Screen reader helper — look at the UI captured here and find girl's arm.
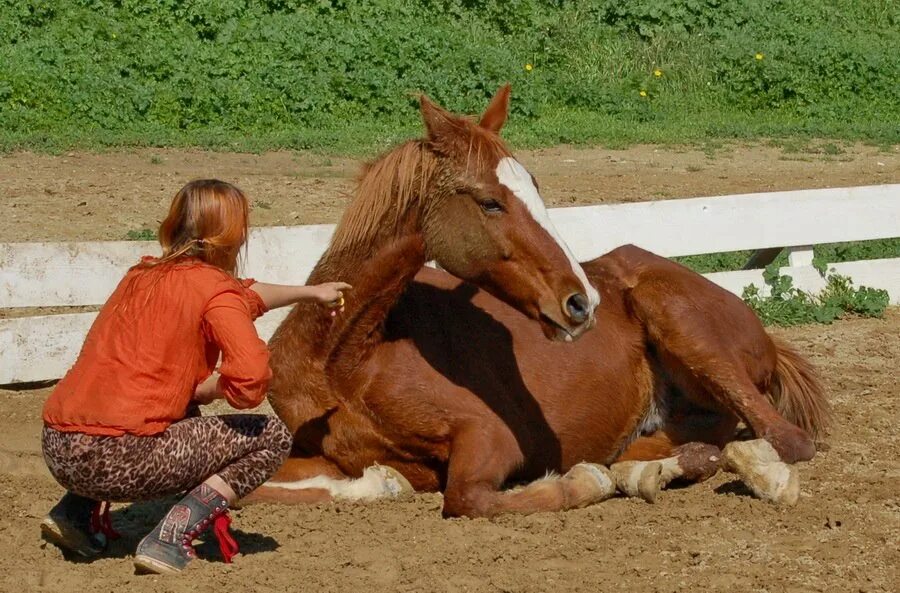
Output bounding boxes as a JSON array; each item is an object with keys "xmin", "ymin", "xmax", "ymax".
[
  {"xmin": 201, "ymin": 292, "xmax": 272, "ymax": 410},
  {"xmin": 193, "ymin": 372, "xmax": 222, "ymax": 405},
  {"xmin": 248, "ymin": 281, "xmax": 351, "ymax": 310}
]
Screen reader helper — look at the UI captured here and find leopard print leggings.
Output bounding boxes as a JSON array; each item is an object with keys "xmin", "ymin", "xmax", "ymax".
[{"xmin": 42, "ymin": 415, "xmax": 292, "ymax": 501}]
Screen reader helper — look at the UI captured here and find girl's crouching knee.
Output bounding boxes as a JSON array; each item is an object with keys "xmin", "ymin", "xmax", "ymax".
[{"xmin": 265, "ymin": 415, "xmax": 293, "ymax": 460}]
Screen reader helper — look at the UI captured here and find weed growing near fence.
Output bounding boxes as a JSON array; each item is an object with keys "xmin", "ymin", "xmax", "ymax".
[
  {"xmin": 1, "ymin": 0, "xmax": 898, "ymax": 152},
  {"xmin": 742, "ymin": 265, "xmax": 889, "ymax": 326},
  {"xmin": 124, "ymin": 228, "xmax": 156, "ymax": 241}
]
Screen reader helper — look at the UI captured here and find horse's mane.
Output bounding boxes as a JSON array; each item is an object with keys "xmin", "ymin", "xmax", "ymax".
[
  {"xmin": 328, "ymin": 120, "xmax": 512, "ymax": 255},
  {"xmin": 329, "ymin": 140, "xmax": 435, "ymax": 254}
]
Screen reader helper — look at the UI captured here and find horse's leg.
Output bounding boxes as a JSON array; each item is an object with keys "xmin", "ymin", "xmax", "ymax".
[
  {"xmin": 239, "ymin": 455, "xmax": 413, "ymax": 505},
  {"xmin": 609, "ymin": 417, "xmax": 728, "ymax": 502},
  {"xmin": 440, "ymin": 424, "xmax": 615, "ymax": 518},
  {"xmin": 612, "ymin": 399, "xmax": 802, "ymax": 506},
  {"xmin": 629, "ymin": 280, "xmax": 816, "ymax": 463},
  {"xmin": 661, "ymin": 349, "xmax": 813, "ymax": 463},
  {"xmin": 270, "ymin": 455, "xmax": 346, "ymax": 482}
]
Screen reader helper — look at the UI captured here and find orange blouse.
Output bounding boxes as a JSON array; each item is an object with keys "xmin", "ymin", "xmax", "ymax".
[{"xmin": 42, "ymin": 257, "xmax": 272, "ymax": 437}]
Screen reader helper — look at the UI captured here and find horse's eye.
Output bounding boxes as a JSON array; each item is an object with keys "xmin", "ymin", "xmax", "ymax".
[{"xmin": 480, "ymin": 199, "xmax": 503, "ymax": 213}]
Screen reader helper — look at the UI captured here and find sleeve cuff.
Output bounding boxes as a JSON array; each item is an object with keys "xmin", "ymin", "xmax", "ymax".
[{"xmin": 239, "ymin": 278, "xmax": 269, "ymax": 320}]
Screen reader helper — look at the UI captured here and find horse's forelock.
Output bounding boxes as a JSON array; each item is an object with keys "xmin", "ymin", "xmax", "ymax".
[{"xmin": 433, "ymin": 118, "xmax": 512, "ymax": 178}]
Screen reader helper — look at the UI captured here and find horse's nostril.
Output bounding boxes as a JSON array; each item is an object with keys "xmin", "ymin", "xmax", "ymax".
[{"xmin": 565, "ymin": 293, "xmax": 590, "ymax": 324}]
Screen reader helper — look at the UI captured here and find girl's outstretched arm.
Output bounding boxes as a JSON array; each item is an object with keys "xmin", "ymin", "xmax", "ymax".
[{"xmin": 247, "ymin": 281, "xmax": 351, "ymax": 310}]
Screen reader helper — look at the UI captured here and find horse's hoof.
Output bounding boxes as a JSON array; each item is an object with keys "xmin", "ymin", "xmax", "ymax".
[
  {"xmin": 370, "ymin": 464, "xmax": 415, "ymax": 498},
  {"xmin": 564, "ymin": 463, "xmax": 616, "ymax": 506},
  {"xmin": 764, "ymin": 425, "xmax": 817, "ymax": 464},
  {"xmin": 610, "ymin": 461, "xmax": 663, "ymax": 503},
  {"xmin": 722, "ymin": 439, "xmax": 800, "ymax": 506}
]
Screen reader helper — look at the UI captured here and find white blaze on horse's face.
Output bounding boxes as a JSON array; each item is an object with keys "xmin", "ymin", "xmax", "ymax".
[{"xmin": 495, "ymin": 157, "xmax": 601, "ymax": 315}]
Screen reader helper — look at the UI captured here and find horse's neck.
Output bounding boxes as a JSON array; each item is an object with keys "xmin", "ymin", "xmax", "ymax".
[
  {"xmin": 316, "ymin": 232, "xmax": 427, "ymax": 373},
  {"xmin": 308, "ymin": 208, "xmax": 423, "ymax": 289},
  {"xmin": 286, "ymin": 217, "xmax": 427, "ymax": 369}
]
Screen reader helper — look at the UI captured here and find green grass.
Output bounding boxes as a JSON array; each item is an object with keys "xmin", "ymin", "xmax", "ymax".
[
  {"xmin": 676, "ymin": 240, "xmax": 898, "ymax": 326},
  {"xmin": 124, "ymin": 228, "xmax": 156, "ymax": 241},
  {"xmin": 1, "ymin": 105, "xmax": 897, "ymax": 156},
  {"xmin": 674, "ymin": 239, "xmax": 900, "ymax": 274},
  {"xmin": 1, "ymin": 0, "xmax": 898, "ymax": 154}
]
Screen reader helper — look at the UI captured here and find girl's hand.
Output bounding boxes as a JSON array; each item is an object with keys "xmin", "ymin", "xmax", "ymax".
[
  {"xmin": 311, "ymin": 282, "xmax": 352, "ymax": 306},
  {"xmin": 310, "ymin": 281, "xmax": 351, "ymax": 318},
  {"xmin": 193, "ymin": 373, "xmax": 222, "ymax": 405},
  {"xmin": 248, "ymin": 281, "xmax": 352, "ymax": 311}
]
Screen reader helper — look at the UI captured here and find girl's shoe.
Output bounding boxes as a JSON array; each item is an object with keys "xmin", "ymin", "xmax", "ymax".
[
  {"xmin": 133, "ymin": 483, "xmax": 238, "ymax": 574},
  {"xmin": 40, "ymin": 493, "xmax": 108, "ymax": 558}
]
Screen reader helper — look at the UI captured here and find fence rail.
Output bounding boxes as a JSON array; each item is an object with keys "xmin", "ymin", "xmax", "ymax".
[{"xmin": 2, "ymin": 184, "xmax": 898, "ymax": 384}]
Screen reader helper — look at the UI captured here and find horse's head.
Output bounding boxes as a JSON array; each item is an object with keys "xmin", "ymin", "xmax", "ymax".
[{"xmin": 420, "ymin": 85, "xmax": 599, "ymax": 341}]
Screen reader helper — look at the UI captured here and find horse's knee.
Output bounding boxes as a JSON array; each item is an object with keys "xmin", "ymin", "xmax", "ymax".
[{"xmin": 441, "ymin": 483, "xmax": 495, "ymax": 518}]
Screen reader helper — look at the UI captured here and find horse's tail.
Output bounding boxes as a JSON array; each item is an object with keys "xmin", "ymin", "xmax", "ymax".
[{"xmin": 767, "ymin": 335, "xmax": 832, "ymax": 441}]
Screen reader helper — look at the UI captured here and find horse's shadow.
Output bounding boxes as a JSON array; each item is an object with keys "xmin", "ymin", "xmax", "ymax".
[
  {"xmin": 51, "ymin": 497, "xmax": 278, "ymax": 564},
  {"xmin": 713, "ymin": 479, "xmax": 755, "ymax": 498},
  {"xmin": 387, "ymin": 281, "xmax": 563, "ymax": 481}
]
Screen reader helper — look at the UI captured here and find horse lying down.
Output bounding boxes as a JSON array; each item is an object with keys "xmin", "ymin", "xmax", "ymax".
[{"xmin": 246, "ymin": 86, "xmax": 829, "ymax": 515}]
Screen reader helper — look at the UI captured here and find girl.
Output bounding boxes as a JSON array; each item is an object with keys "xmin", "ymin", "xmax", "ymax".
[{"xmin": 40, "ymin": 179, "xmax": 349, "ymax": 574}]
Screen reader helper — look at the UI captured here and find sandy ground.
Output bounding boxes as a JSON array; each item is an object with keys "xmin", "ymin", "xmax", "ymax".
[
  {"xmin": 0, "ymin": 143, "xmax": 898, "ymax": 592},
  {"xmin": 1, "ymin": 142, "xmax": 898, "ymax": 243}
]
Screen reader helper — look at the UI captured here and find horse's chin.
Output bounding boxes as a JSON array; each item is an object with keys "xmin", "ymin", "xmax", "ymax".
[
  {"xmin": 537, "ymin": 309, "xmax": 596, "ymax": 342},
  {"xmin": 538, "ymin": 314, "xmax": 577, "ymax": 343}
]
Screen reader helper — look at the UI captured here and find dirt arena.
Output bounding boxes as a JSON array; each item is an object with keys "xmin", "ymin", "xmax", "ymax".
[{"xmin": 1, "ymin": 144, "xmax": 898, "ymax": 592}]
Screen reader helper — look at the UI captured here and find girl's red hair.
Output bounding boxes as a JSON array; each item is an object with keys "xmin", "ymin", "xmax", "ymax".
[{"xmin": 149, "ymin": 179, "xmax": 250, "ymax": 274}]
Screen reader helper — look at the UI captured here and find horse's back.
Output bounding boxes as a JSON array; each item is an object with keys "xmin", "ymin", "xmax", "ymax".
[{"xmin": 588, "ymin": 244, "xmax": 768, "ymax": 338}]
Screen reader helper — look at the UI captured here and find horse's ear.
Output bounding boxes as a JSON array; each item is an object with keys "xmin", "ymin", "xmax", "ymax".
[
  {"xmin": 420, "ymin": 94, "xmax": 458, "ymax": 140},
  {"xmin": 478, "ymin": 84, "xmax": 511, "ymax": 134}
]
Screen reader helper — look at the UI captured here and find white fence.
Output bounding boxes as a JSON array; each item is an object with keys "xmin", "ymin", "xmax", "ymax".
[{"xmin": 2, "ymin": 184, "xmax": 898, "ymax": 384}]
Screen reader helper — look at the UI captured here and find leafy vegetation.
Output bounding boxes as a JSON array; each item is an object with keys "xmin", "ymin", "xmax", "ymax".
[
  {"xmin": 742, "ymin": 265, "xmax": 889, "ymax": 326},
  {"xmin": 124, "ymin": 228, "xmax": 156, "ymax": 241},
  {"xmin": 2, "ymin": 0, "xmax": 898, "ymax": 152},
  {"xmin": 674, "ymin": 239, "xmax": 900, "ymax": 274}
]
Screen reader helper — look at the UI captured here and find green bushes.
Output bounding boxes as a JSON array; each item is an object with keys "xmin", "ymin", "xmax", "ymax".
[{"xmin": 1, "ymin": 0, "xmax": 898, "ymax": 151}]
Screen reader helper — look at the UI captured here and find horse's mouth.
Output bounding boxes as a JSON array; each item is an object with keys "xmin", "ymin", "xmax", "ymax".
[{"xmin": 539, "ymin": 312, "xmax": 576, "ymax": 342}]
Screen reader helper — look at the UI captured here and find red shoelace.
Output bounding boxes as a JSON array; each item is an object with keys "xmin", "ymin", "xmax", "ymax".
[
  {"xmin": 90, "ymin": 501, "xmax": 121, "ymax": 541},
  {"xmin": 212, "ymin": 511, "xmax": 239, "ymax": 564}
]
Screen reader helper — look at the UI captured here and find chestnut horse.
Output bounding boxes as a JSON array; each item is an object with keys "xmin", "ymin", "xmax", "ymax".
[{"xmin": 252, "ymin": 87, "xmax": 830, "ymax": 517}]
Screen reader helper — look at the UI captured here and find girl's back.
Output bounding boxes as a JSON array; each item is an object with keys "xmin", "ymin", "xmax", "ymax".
[{"xmin": 43, "ymin": 258, "xmax": 270, "ymax": 436}]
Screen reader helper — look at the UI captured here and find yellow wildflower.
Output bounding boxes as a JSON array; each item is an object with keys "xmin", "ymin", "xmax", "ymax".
[
  {"xmin": 653, "ymin": 69, "xmax": 663, "ymax": 77},
  {"xmin": 524, "ymin": 63, "xmax": 533, "ymax": 72},
  {"xmin": 639, "ymin": 90, "xmax": 647, "ymax": 97},
  {"xmin": 755, "ymin": 53, "xmax": 764, "ymax": 61}
]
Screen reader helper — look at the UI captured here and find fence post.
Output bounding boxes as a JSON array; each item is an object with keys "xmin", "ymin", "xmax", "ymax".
[
  {"xmin": 786, "ymin": 245, "xmax": 815, "ymax": 268},
  {"xmin": 743, "ymin": 247, "xmax": 783, "ymax": 270}
]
